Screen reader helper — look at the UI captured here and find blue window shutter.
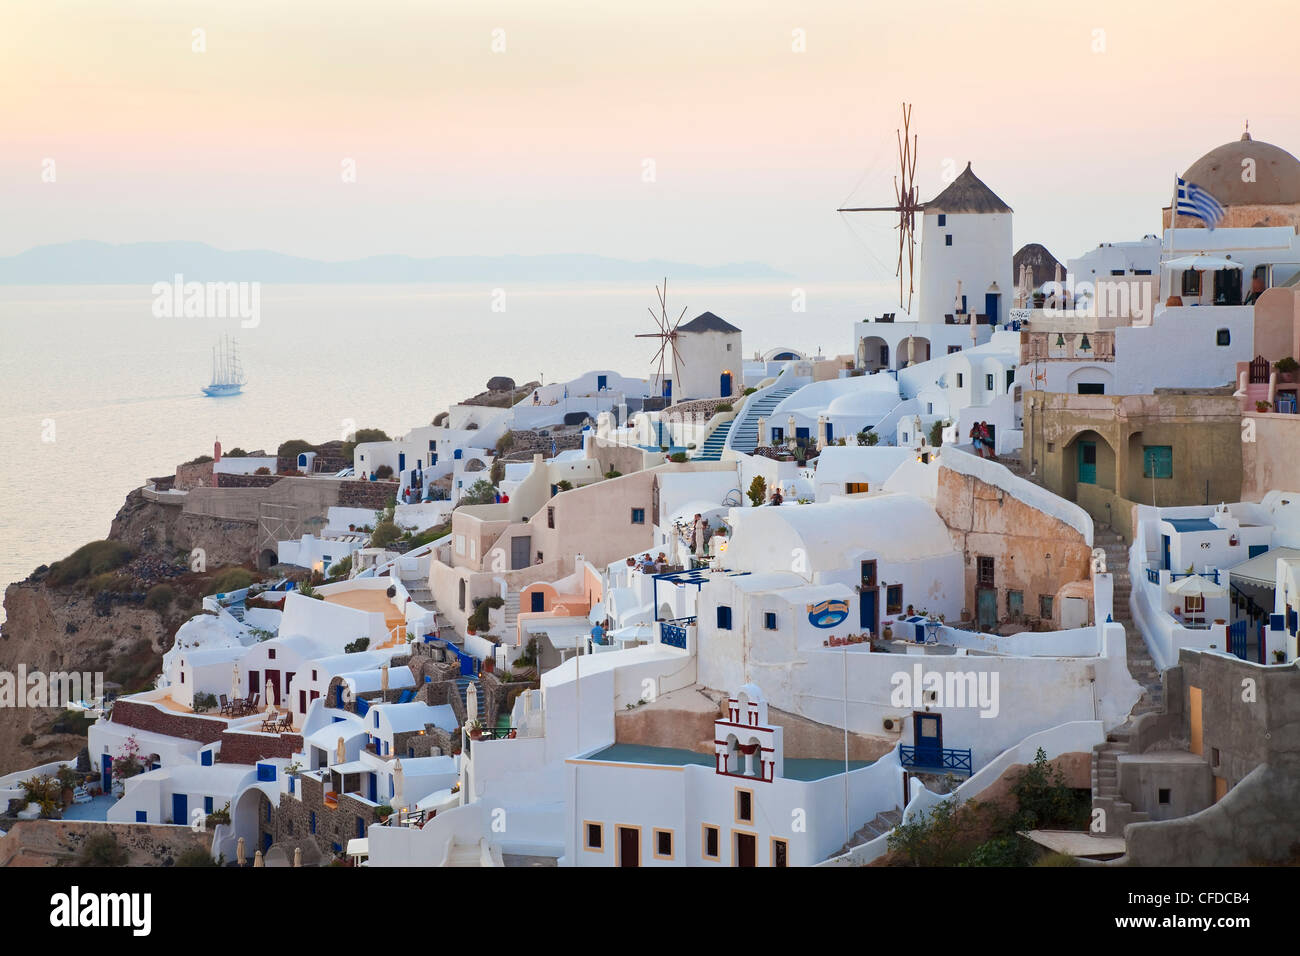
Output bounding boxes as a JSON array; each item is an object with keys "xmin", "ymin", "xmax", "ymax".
[
  {"xmin": 716, "ymin": 606, "xmax": 732, "ymax": 630},
  {"xmin": 136, "ymin": 810, "xmax": 147, "ymax": 823}
]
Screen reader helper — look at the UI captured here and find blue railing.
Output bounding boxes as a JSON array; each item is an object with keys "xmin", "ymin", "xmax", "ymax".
[
  {"xmin": 1146, "ymin": 568, "xmax": 1159, "ymax": 584},
  {"xmin": 899, "ymin": 745, "xmax": 974, "ymax": 776},
  {"xmin": 660, "ymin": 621, "xmax": 690, "ymax": 649},
  {"xmin": 1149, "ymin": 568, "xmax": 1222, "ymax": 585}
]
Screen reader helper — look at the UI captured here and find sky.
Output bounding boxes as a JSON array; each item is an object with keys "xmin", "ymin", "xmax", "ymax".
[{"xmin": 2, "ymin": 0, "xmax": 1298, "ymax": 283}]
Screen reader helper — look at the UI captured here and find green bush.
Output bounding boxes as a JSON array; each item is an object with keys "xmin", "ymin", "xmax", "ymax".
[
  {"xmin": 344, "ymin": 637, "xmax": 371, "ymax": 653},
  {"xmin": 407, "ymin": 523, "xmax": 450, "ymax": 549},
  {"xmin": 468, "ymin": 595, "xmax": 505, "ymax": 633},
  {"xmin": 46, "ymin": 541, "xmax": 132, "ymax": 587},
  {"xmin": 145, "ymin": 584, "xmax": 176, "ymax": 611},
  {"xmin": 277, "ymin": 439, "xmax": 315, "ymax": 460},
  {"xmin": 325, "ymin": 555, "xmax": 353, "ymax": 581},
  {"xmin": 743, "ymin": 387, "xmax": 757, "ymax": 395},
  {"xmin": 85, "ymin": 572, "xmax": 136, "ymax": 595},
  {"xmin": 210, "ymin": 567, "xmax": 257, "ymax": 594},
  {"xmin": 604, "ymin": 469, "xmax": 622, "ymax": 479},
  {"xmin": 667, "ymin": 452, "xmax": 688, "ymax": 463},
  {"xmin": 457, "ymin": 479, "xmax": 498, "ymax": 507},
  {"xmin": 1275, "ymin": 357, "xmax": 1299, "ymax": 373},
  {"xmin": 554, "ymin": 479, "xmax": 573, "ymax": 492},
  {"xmin": 186, "ymin": 454, "xmax": 214, "ymax": 465},
  {"xmin": 374, "ymin": 464, "xmax": 394, "ymax": 480},
  {"xmin": 176, "ymin": 846, "xmax": 218, "ymax": 867},
  {"xmin": 859, "ymin": 430, "xmax": 879, "ymax": 446},
  {"xmin": 928, "ymin": 420, "xmax": 945, "ymax": 448},
  {"xmin": 747, "ymin": 475, "xmax": 767, "ymax": 507},
  {"xmin": 370, "ymin": 520, "xmax": 402, "ymax": 550},
  {"xmin": 193, "ymin": 692, "xmax": 218, "ymax": 713},
  {"xmin": 79, "ymin": 832, "xmax": 129, "ymax": 866},
  {"xmin": 226, "ymin": 447, "xmax": 248, "ymax": 457},
  {"xmin": 715, "ymin": 402, "xmax": 733, "ymax": 413}
]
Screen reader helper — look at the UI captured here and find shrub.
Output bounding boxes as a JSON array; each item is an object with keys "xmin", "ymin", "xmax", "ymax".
[
  {"xmin": 351, "ymin": 427, "xmax": 391, "ymax": 444},
  {"xmin": 604, "ymin": 469, "xmax": 622, "ymax": 479},
  {"xmin": 407, "ymin": 523, "xmax": 450, "ymax": 549},
  {"xmin": 859, "ymin": 430, "xmax": 879, "ymax": 446},
  {"xmin": 186, "ymin": 454, "xmax": 213, "ymax": 465},
  {"xmin": 193, "ymin": 692, "xmax": 218, "ymax": 713},
  {"xmin": 176, "ymin": 847, "xmax": 218, "ymax": 867},
  {"xmin": 210, "ymin": 567, "xmax": 257, "ymax": 594},
  {"xmin": 928, "ymin": 420, "xmax": 945, "ymax": 448},
  {"xmin": 370, "ymin": 520, "xmax": 401, "ymax": 550},
  {"xmin": 743, "ymin": 387, "xmax": 757, "ymax": 395},
  {"xmin": 254, "ymin": 466, "xmax": 271, "ymax": 475},
  {"xmin": 325, "ymin": 555, "xmax": 352, "ymax": 581},
  {"xmin": 374, "ymin": 464, "xmax": 394, "ymax": 480},
  {"xmin": 145, "ymin": 584, "xmax": 176, "ymax": 611},
  {"xmin": 747, "ymin": 475, "xmax": 767, "ymax": 507},
  {"xmin": 715, "ymin": 402, "xmax": 733, "ymax": 413},
  {"xmin": 344, "ymin": 637, "xmax": 371, "ymax": 653},
  {"xmin": 20, "ymin": 733, "xmax": 36, "ymax": 746},
  {"xmin": 467, "ymin": 595, "xmax": 505, "ymax": 633},
  {"xmin": 85, "ymin": 572, "xmax": 136, "ymax": 595},
  {"xmin": 1034, "ymin": 851, "xmax": 1080, "ymax": 867},
  {"xmin": 554, "ymin": 479, "xmax": 573, "ymax": 492},
  {"xmin": 1275, "ymin": 357, "xmax": 1299, "ymax": 373},
  {"xmin": 226, "ymin": 447, "xmax": 248, "ymax": 457},
  {"xmin": 490, "ymin": 458, "xmax": 505, "ymax": 484},
  {"xmin": 79, "ymin": 832, "xmax": 129, "ymax": 866},
  {"xmin": 667, "ymin": 452, "xmax": 688, "ymax": 463},
  {"xmin": 457, "ymin": 479, "xmax": 498, "ymax": 507},
  {"xmin": 205, "ymin": 802, "xmax": 231, "ymax": 828},
  {"xmin": 277, "ymin": 439, "xmax": 315, "ymax": 460},
  {"xmin": 46, "ymin": 541, "xmax": 132, "ymax": 587}
]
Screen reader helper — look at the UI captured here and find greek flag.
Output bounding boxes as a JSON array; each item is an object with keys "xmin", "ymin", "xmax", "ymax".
[{"xmin": 1175, "ymin": 176, "xmax": 1225, "ymax": 230}]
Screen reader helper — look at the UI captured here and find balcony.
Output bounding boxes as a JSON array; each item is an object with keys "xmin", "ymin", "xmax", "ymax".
[{"xmin": 899, "ymin": 745, "xmax": 973, "ymax": 777}]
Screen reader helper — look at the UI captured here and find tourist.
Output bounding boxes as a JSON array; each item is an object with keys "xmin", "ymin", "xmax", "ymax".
[
  {"xmin": 641, "ymin": 552, "xmax": 655, "ymax": 572},
  {"xmin": 533, "ymin": 390, "xmax": 540, "ymax": 406},
  {"xmin": 590, "ymin": 621, "xmax": 605, "ymax": 646},
  {"xmin": 968, "ymin": 422, "xmax": 982, "ymax": 458},
  {"xmin": 770, "ymin": 486, "xmax": 784, "ymax": 506},
  {"xmin": 977, "ymin": 421, "xmax": 992, "ymax": 459},
  {"xmin": 501, "ymin": 493, "xmax": 509, "ymax": 504},
  {"xmin": 1245, "ymin": 274, "xmax": 1266, "ymax": 305},
  {"xmin": 692, "ymin": 513, "xmax": 704, "ymax": 555}
]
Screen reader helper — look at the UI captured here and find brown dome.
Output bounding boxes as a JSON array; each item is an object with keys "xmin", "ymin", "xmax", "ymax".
[{"xmin": 1183, "ymin": 132, "xmax": 1300, "ymax": 207}]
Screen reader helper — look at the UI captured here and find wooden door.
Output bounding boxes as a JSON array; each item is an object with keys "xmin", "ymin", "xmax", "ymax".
[
  {"xmin": 735, "ymin": 832, "xmax": 756, "ymax": 867},
  {"xmin": 617, "ymin": 826, "xmax": 639, "ymax": 867},
  {"xmin": 1189, "ymin": 686, "xmax": 1203, "ymax": 755}
]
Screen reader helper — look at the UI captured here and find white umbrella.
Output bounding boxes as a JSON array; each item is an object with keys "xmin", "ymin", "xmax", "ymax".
[
  {"xmin": 231, "ymin": 663, "xmax": 241, "ymax": 704},
  {"xmin": 336, "ymin": 736, "xmax": 346, "ymax": 764},
  {"xmin": 293, "ymin": 847, "xmax": 302, "ymax": 868},
  {"xmin": 1167, "ymin": 574, "xmax": 1227, "ymax": 597},
  {"xmin": 265, "ymin": 678, "xmax": 274, "ymax": 709},
  {"xmin": 253, "ymin": 850, "xmax": 264, "ymax": 868},
  {"xmin": 1164, "ymin": 255, "xmax": 1245, "ymax": 271}
]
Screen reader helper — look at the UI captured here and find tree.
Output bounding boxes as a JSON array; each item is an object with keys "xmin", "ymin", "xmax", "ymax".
[
  {"xmin": 554, "ymin": 479, "xmax": 573, "ymax": 492},
  {"xmin": 747, "ymin": 475, "xmax": 767, "ymax": 508},
  {"xmin": 458, "ymin": 479, "xmax": 497, "ymax": 507},
  {"xmin": 928, "ymin": 420, "xmax": 945, "ymax": 448},
  {"xmin": 859, "ymin": 429, "xmax": 880, "ymax": 446}
]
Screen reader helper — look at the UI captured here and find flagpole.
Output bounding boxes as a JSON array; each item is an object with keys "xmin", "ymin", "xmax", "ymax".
[{"xmin": 1168, "ymin": 173, "xmax": 1179, "ymax": 300}]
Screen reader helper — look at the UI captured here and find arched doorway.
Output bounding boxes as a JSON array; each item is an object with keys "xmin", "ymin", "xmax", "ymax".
[
  {"xmin": 720, "ymin": 371, "xmax": 733, "ymax": 398},
  {"xmin": 258, "ymin": 549, "xmax": 278, "ymax": 571},
  {"xmin": 1063, "ymin": 430, "xmax": 1116, "ymax": 500},
  {"xmin": 859, "ymin": 336, "xmax": 889, "ymax": 372}
]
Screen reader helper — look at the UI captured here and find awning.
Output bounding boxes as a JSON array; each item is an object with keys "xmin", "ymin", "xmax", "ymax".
[
  {"xmin": 1227, "ymin": 547, "xmax": 1300, "ymax": 587},
  {"xmin": 521, "ymin": 615, "xmax": 592, "ymax": 650},
  {"xmin": 1164, "ymin": 255, "xmax": 1246, "ymax": 271},
  {"xmin": 346, "ymin": 838, "xmax": 369, "ymax": 857}
]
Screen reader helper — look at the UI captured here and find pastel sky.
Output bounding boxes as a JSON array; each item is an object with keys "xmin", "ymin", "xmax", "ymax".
[{"xmin": 2, "ymin": 0, "xmax": 1297, "ymax": 281}]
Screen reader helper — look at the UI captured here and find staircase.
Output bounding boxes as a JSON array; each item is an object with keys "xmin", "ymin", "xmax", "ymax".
[
  {"xmin": 835, "ymin": 807, "xmax": 903, "ymax": 856},
  {"xmin": 693, "ymin": 418, "xmax": 733, "ymax": 461},
  {"xmin": 1090, "ymin": 523, "xmax": 1161, "ymax": 837},
  {"xmin": 725, "ymin": 384, "xmax": 804, "ymax": 455},
  {"xmin": 227, "ymin": 599, "xmax": 246, "ymax": 623},
  {"xmin": 502, "ymin": 592, "xmax": 520, "ymax": 635},
  {"xmin": 441, "ymin": 837, "xmax": 502, "ymax": 867},
  {"xmin": 455, "ymin": 676, "xmax": 487, "ymax": 722}
]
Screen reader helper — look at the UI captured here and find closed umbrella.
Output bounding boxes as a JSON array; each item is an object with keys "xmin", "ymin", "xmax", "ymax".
[
  {"xmin": 236, "ymin": 836, "xmax": 246, "ymax": 867},
  {"xmin": 336, "ymin": 736, "xmax": 346, "ymax": 764},
  {"xmin": 293, "ymin": 847, "xmax": 302, "ymax": 868},
  {"xmin": 253, "ymin": 850, "xmax": 264, "ymax": 868},
  {"xmin": 231, "ymin": 663, "xmax": 241, "ymax": 704}
]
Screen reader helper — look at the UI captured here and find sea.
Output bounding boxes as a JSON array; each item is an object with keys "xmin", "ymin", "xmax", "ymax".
[{"xmin": 0, "ymin": 279, "xmax": 891, "ymax": 620}]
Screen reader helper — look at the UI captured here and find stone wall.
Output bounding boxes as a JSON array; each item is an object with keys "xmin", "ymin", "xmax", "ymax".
[
  {"xmin": 111, "ymin": 701, "xmax": 226, "ymax": 745},
  {"xmin": 175, "ymin": 460, "xmax": 214, "ymax": 491},
  {"xmin": 271, "ymin": 774, "xmax": 383, "ymax": 862},
  {"xmin": 216, "ymin": 472, "xmax": 281, "ymax": 489},
  {"xmin": 217, "ymin": 730, "xmax": 303, "ymax": 764},
  {"xmin": 338, "ymin": 480, "xmax": 399, "ymax": 510},
  {"xmin": 0, "ymin": 819, "xmax": 213, "ymax": 867},
  {"xmin": 936, "ymin": 465, "xmax": 1093, "ymax": 628}
]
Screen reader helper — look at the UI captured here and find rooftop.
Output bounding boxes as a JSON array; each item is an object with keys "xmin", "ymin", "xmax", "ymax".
[{"xmin": 583, "ymin": 743, "xmax": 873, "ymax": 781}]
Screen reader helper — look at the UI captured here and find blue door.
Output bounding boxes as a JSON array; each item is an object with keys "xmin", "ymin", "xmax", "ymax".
[
  {"xmin": 859, "ymin": 589, "xmax": 877, "ymax": 634},
  {"xmin": 597, "ymin": 374, "xmax": 608, "ymax": 390},
  {"xmin": 1162, "ymin": 535, "xmax": 1171, "ymax": 571},
  {"xmin": 796, "ymin": 427, "xmax": 810, "ymax": 441},
  {"xmin": 825, "ymin": 422, "xmax": 833, "ymax": 443},
  {"xmin": 984, "ymin": 292, "xmax": 1000, "ymax": 325},
  {"xmin": 335, "ymin": 685, "xmax": 344, "ymax": 708},
  {"xmin": 102, "ymin": 755, "xmax": 112, "ymax": 792},
  {"xmin": 531, "ymin": 591, "xmax": 545, "ymax": 612},
  {"xmin": 262, "ymin": 832, "xmax": 272, "ymax": 853},
  {"xmin": 720, "ymin": 372, "xmax": 732, "ymax": 397},
  {"xmin": 398, "ymin": 452, "xmax": 406, "ymax": 473},
  {"xmin": 663, "ymin": 378, "xmax": 672, "ymax": 399},
  {"xmin": 172, "ymin": 793, "xmax": 187, "ymax": 827},
  {"xmin": 368, "ymin": 773, "xmax": 377, "ymax": 803},
  {"xmin": 913, "ymin": 712, "xmax": 942, "ymax": 765},
  {"xmin": 1249, "ymin": 544, "xmax": 1268, "ymax": 559},
  {"xmin": 1077, "ymin": 441, "xmax": 1097, "ymax": 485}
]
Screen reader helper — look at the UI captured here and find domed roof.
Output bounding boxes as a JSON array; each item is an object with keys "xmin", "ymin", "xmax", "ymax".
[{"xmin": 1183, "ymin": 132, "xmax": 1300, "ymax": 207}]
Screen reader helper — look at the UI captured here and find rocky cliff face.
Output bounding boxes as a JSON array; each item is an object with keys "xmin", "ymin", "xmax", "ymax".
[{"xmin": 0, "ymin": 485, "xmax": 255, "ymax": 776}]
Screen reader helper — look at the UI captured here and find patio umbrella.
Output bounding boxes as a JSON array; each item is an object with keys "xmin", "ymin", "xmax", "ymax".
[
  {"xmin": 381, "ymin": 664, "xmax": 389, "ymax": 694},
  {"xmin": 236, "ymin": 836, "xmax": 246, "ymax": 867},
  {"xmin": 253, "ymin": 850, "xmax": 264, "ymax": 868},
  {"xmin": 1164, "ymin": 255, "xmax": 1245, "ymax": 272},
  {"xmin": 393, "ymin": 758, "xmax": 404, "ymax": 808},
  {"xmin": 231, "ymin": 663, "xmax": 240, "ymax": 703},
  {"xmin": 293, "ymin": 847, "xmax": 302, "ymax": 868},
  {"xmin": 336, "ymin": 736, "xmax": 346, "ymax": 764},
  {"xmin": 1167, "ymin": 574, "xmax": 1228, "ymax": 597}
]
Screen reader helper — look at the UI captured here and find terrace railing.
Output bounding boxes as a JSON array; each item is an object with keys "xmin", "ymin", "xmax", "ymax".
[
  {"xmin": 659, "ymin": 618, "xmax": 694, "ymax": 649},
  {"xmin": 899, "ymin": 745, "xmax": 974, "ymax": 777}
]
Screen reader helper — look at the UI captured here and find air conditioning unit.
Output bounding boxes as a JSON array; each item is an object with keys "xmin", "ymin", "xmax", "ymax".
[{"xmin": 882, "ymin": 716, "xmax": 904, "ymax": 733}]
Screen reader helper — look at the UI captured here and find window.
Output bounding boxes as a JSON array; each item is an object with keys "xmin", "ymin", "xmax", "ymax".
[
  {"xmin": 926, "ymin": 402, "xmax": 933, "ymax": 414},
  {"xmin": 1077, "ymin": 382, "xmax": 1105, "ymax": 395},
  {"xmin": 703, "ymin": 824, "xmax": 720, "ymax": 860},
  {"xmin": 1040, "ymin": 594, "xmax": 1054, "ymax": 618},
  {"xmin": 770, "ymin": 426, "xmax": 784, "ymax": 443},
  {"xmin": 947, "ymin": 345, "xmax": 961, "ymax": 354},
  {"xmin": 764, "ymin": 612, "xmax": 777, "ymax": 630},
  {"xmin": 977, "ymin": 556, "xmax": 995, "ymax": 587},
  {"xmin": 1143, "ymin": 445, "xmax": 1173, "ymax": 479},
  {"xmin": 547, "ymin": 507, "xmax": 555, "ymax": 529},
  {"xmin": 267, "ymin": 649, "xmax": 276, "ymax": 660},
  {"xmin": 1212, "ymin": 747, "xmax": 1220, "ymax": 768},
  {"xmin": 861, "ymin": 560, "xmax": 877, "ymax": 587},
  {"xmin": 458, "ymin": 579, "xmax": 466, "ymax": 610},
  {"xmin": 1158, "ymin": 788, "xmax": 1171, "ymax": 805},
  {"xmin": 886, "ymin": 585, "xmax": 903, "ymax": 615},
  {"xmin": 204, "ymin": 796, "xmax": 214, "ymax": 815},
  {"xmin": 937, "ymin": 214, "xmax": 946, "ymax": 226},
  {"xmin": 945, "ymin": 234, "xmax": 953, "ymax": 246},
  {"xmin": 257, "ymin": 764, "xmax": 276, "ymax": 782},
  {"xmin": 845, "ymin": 482, "xmax": 870, "ymax": 494},
  {"xmin": 1184, "ymin": 594, "xmax": 1205, "ymax": 613},
  {"xmin": 1216, "ymin": 328, "xmax": 1231, "ymax": 346},
  {"xmin": 584, "ymin": 821, "xmax": 604, "ymax": 851},
  {"xmin": 311, "ymin": 670, "xmax": 317, "ymax": 681},
  {"xmin": 716, "ymin": 606, "xmax": 733, "ymax": 630},
  {"xmin": 771, "ymin": 838, "xmax": 789, "ymax": 867},
  {"xmin": 985, "ymin": 373, "xmax": 995, "ymax": 391},
  {"xmin": 735, "ymin": 788, "xmax": 753, "ymax": 824},
  {"xmin": 653, "ymin": 829, "xmax": 674, "ymax": 860},
  {"xmin": 1181, "ymin": 270, "xmax": 1202, "ymax": 296},
  {"xmin": 310, "ymin": 812, "xmax": 317, "ymax": 834},
  {"xmin": 956, "ymin": 373, "xmax": 964, "ymax": 388},
  {"xmin": 631, "ymin": 508, "xmax": 645, "ymax": 524}
]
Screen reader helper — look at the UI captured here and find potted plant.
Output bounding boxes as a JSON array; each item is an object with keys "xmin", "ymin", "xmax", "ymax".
[
  {"xmin": 465, "ymin": 718, "xmax": 485, "ymax": 740},
  {"xmin": 1257, "ymin": 400, "xmax": 1272, "ymax": 412},
  {"xmin": 1275, "ymin": 650, "xmax": 1287, "ymax": 664}
]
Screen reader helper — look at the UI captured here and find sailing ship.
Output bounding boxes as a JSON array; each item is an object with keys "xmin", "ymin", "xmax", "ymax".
[{"xmin": 203, "ymin": 335, "xmax": 246, "ymax": 397}]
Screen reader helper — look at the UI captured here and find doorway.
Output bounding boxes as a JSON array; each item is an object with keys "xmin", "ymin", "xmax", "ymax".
[
  {"xmin": 859, "ymin": 589, "xmax": 877, "ymax": 636},
  {"xmin": 1077, "ymin": 441, "xmax": 1097, "ymax": 485},
  {"xmin": 734, "ymin": 831, "xmax": 757, "ymax": 867},
  {"xmin": 510, "ymin": 535, "xmax": 531, "ymax": 571},
  {"xmin": 977, "ymin": 588, "xmax": 997, "ymax": 631},
  {"xmin": 720, "ymin": 371, "xmax": 733, "ymax": 397},
  {"xmin": 617, "ymin": 826, "xmax": 640, "ymax": 867},
  {"xmin": 913, "ymin": 711, "xmax": 942, "ymax": 764}
]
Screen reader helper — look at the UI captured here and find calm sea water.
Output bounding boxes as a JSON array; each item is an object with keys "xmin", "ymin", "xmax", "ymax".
[{"xmin": 0, "ymin": 280, "xmax": 888, "ymax": 619}]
